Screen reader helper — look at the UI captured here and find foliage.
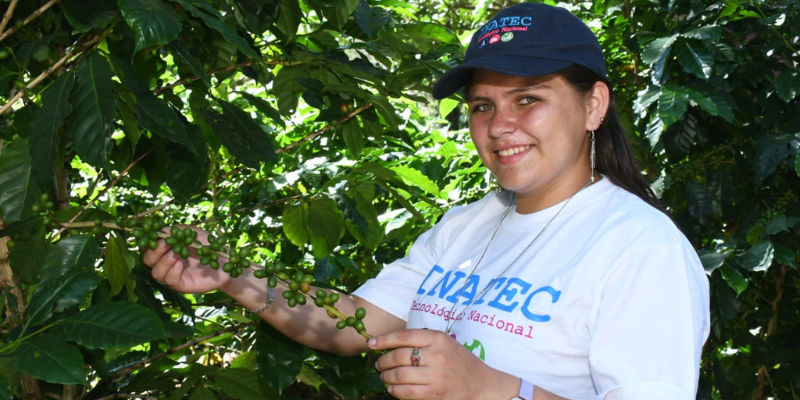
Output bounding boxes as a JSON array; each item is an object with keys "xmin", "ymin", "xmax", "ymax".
[{"xmin": 0, "ymin": 0, "xmax": 797, "ymax": 399}]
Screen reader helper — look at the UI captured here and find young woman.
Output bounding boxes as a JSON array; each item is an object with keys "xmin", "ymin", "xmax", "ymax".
[{"xmin": 145, "ymin": 3, "xmax": 710, "ymax": 400}]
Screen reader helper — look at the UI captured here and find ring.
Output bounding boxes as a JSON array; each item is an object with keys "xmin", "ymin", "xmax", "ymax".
[{"xmin": 410, "ymin": 348, "xmax": 420, "ymax": 367}]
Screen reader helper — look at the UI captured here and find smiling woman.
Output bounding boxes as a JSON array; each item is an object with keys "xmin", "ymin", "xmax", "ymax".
[{"xmin": 144, "ymin": 3, "xmax": 710, "ymax": 400}]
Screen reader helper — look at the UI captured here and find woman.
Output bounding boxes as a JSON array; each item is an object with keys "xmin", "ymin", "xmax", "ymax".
[{"xmin": 145, "ymin": 3, "xmax": 710, "ymax": 399}]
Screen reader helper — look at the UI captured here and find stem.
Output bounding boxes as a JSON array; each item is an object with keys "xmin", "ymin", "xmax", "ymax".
[
  {"xmin": 0, "ymin": 0, "xmax": 59, "ymax": 43},
  {"xmin": 0, "ymin": 321, "xmax": 59, "ymax": 354},
  {"xmin": 276, "ymin": 103, "xmax": 374, "ymax": 155},
  {"xmin": 0, "ymin": 0, "xmax": 19, "ymax": 36},
  {"xmin": 110, "ymin": 321, "xmax": 258, "ymax": 379},
  {"xmin": 0, "ymin": 29, "xmax": 109, "ymax": 115},
  {"xmin": 153, "ymin": 59, "xmax": 311, "ymax": 95},
  {"xmin": 52, "ymin": 148, "xmax": 154, "ymax": 238}
]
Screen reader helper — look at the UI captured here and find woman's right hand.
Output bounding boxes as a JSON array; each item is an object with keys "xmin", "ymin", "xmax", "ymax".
[{"xmin": 142, "ymin": 226, "xmax": 232, "ymax": 294}]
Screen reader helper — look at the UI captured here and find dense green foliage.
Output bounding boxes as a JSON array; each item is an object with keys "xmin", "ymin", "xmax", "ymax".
[{"xmin": 0, "ymin": 0, "xmax": 797, "ymax": 399}]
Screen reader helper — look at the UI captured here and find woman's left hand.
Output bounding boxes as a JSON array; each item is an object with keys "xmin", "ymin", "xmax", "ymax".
[{"xmin": 368, "ymin": 329, "xmax": 519, "ymax": 400}]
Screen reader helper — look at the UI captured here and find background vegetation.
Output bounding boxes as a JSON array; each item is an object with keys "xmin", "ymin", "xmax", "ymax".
[{"xmin": 0, "ymin": 0, "xmax": 797, "ymax": 399}]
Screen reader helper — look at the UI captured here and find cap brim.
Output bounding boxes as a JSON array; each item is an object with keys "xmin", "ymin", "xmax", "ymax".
[{"xmin": 432, "ymin": 56, "xmax": 574, "ymax": 100}]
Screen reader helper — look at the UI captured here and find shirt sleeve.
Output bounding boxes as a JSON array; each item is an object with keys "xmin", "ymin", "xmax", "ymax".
[
  {"xmin": 353, "ymin": 224, "xmax": 441, "ymax": 321},
  {"xmin": 589, "ymin": 242, "xmax": 710, "ymax": 400}
]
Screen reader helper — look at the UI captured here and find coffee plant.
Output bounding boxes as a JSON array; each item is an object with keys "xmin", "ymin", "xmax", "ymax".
[{"xmin": 0, "ymin": 0, "xmax": 798, "ymax": 399}]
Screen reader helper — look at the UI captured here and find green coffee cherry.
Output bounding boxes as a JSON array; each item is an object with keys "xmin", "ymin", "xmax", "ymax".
[
  {"xmin": 336, "ymin": 320, "xmax": 347, "ymax": 329},
  {"xmin": 355, "ymin": 307, "xmax": 366, "ymax": 320}
]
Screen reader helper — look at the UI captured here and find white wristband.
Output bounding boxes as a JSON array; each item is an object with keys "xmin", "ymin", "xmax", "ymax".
[{"xmin": 510, "ymin": 378, "xmax": 534, "ymax": 400}]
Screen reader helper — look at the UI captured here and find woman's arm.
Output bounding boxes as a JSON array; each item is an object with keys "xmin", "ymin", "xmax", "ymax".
[{"xmin": 144, "ymin": 230, "xmax": 406, "ymax": 355}]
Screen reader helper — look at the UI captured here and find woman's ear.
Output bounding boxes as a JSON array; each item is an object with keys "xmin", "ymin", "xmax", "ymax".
[{"xmin": 585, "ymin": 81, "xmax": 610, "ymax": 131}]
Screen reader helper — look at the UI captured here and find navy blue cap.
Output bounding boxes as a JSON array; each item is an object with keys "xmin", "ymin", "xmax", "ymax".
[{"xmin": 432, "ymin": 3, "xmax": 607, "ymax": 99}]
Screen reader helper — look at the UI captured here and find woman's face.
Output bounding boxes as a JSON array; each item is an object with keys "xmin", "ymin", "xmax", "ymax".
[{"xmin": 467, "ymin": 69, "xmax": 605, "ymax": 213}]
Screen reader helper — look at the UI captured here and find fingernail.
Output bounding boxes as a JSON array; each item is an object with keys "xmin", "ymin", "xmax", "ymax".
[{"xmin": 367, "ymin": 337, "xmax": 376, "ymax": 348}]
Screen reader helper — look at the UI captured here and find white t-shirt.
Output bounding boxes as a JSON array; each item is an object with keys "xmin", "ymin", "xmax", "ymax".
[{"xmin": 354, "ymin": 177, "xmax": 710, "ymax": 400}]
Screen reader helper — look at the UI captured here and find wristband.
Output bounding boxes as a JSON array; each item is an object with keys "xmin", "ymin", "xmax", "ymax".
[
  {"xmin": 509, "ymin": 378, "xmax": 534, "ymax": 400},
  {"xmin": 249, "ymin": 286, "xmax": 274, "ymax": 314}
]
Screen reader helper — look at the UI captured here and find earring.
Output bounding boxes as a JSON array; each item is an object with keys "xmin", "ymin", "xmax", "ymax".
[{"xmin": 590, "ymin": 130, "xmax": 596, "ymax": 183}]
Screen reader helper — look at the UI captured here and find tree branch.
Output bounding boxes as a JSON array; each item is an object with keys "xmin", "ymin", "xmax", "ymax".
[
  {"xmin": 276, "ymin": 103, "xmax": 374, "ymax": 155},
  {"xmin": 110, "ymin": 321, "xmax": 258, "ymax": 380},
  {"xmin": 0, "ymin": 0, "xmax": 20, "ymax": 38},
  {"xmin": 52, "ymin": 148, "xmax": 155, "ymax": 238},
  {"xmin": 0, "ymin": 28, "xmax": 107, "ymax": 115},
  {"xmin": 0, "ymin": 0, "xmax": 59, "ymax": 43}
]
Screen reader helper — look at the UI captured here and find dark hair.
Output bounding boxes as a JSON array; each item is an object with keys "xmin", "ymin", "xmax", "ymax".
[{"xmin": 558, "ymin": 65, "xmax": 667, "ymax": 214}]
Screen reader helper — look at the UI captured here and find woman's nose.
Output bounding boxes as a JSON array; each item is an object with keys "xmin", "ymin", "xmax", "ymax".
[{"xmin": 488, "ymin": 107, "xmax": 516, "ymax": 138}]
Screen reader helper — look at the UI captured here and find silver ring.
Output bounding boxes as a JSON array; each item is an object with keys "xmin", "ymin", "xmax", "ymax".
[{"xmin": 410, "ymin": 348, "xmax": 420, "ymax": 367}]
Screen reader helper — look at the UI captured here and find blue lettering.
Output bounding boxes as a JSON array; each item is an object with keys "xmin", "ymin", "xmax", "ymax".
[
  {"xmin": 521, "ymin": 286, "xmax": 561, "ymax": 322},
  {"xmin": 473, "ymin": 277, "xmax": 506, "ymax": 305},
  {"xmin": 520, "ymin": 16, "xmax": 532, "ymax": 26},
  {"xmin": 447, "ymin": 274, "xmax": 480, "ymax": 304},
  {"xmin": 487, "ymin": 278, "xmax": 531, "ymax": 312},
  {"xmin": 416, "ymin": 265, "xmax": 444, "ymax": 295},
  {"xmin": 426, "ymin": 270, "xmax": 466, "ymax": 299},
  {"xmin": 509, "ymin": 16, "xmax": 520, "ymax": 26}
]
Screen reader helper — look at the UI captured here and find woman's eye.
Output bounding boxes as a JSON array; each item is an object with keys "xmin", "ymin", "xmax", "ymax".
[
  {"xmin": 519, "ymin": 96, "xmax": 539, "ymax": 105},
  {"xmin": 471, "ymin": 103, "xmax": 493, "ymax": 113}
]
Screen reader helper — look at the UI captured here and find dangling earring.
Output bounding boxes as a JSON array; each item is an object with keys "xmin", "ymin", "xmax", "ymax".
[{"xmin": 590, "ymin": 130, "xmax": 596, "ymax": 183}]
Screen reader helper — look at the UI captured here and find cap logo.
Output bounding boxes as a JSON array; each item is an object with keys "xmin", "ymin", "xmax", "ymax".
[{"xmin": 476, "ymin": 15, "xmax": 532, "ymax": 44}]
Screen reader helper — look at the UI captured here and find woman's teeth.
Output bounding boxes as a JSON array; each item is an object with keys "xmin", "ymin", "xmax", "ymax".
[{"xmin": 497, "ymin": 146, "xmax": 530, "ymax": 157}]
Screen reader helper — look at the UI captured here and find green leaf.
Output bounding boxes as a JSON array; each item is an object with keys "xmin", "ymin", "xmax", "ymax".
[
  {"xmin": 214, "ymin": 368, "xmax": 279, "ymax": 400},
  {"xmin": 0, "ymin": 377, "xmax": 9, "ymax": 400},
  {"xmin": 30, "ymin": 70, "xmax": 74, "ymax": 189},
  {"xmin": 0, "ymin": 139, "xmax": 41, "ymax": 224},
  {"xmin": 658, "ymin": 85, "xmax": 690, "ymax": 125},
  {"xmin": 166, "ymin": 125, "xmax": 209, "ymax": 202},
  {"xmin": 68, "ymin": 53, "xmax": 116, "ymax": 170},
  {"xmin": 118, "ymin": 0, "xmax": 181, "ymax": 54},
  {"xmin": 754, "ymin": 134, "xmax": 792, "ymax": 185},
  {"xmin": 354, "ymin": 0, "xmax": 376, "ymax": 38},
  {"xmin": 685, "ymin": 180, "xmax": 712, "ymax": 223},
  {"xmin": 256, "ymin": 322, "xmax": 303, "ymax": 394},
  {"xmin": 775, "ymin": 69, "xmax": 800, "ymax": 103},
  {"xmin": 773, "ymin": 243, "xmax": 796, "ymax": 269},
  {"xmin": 240, "ymin": 93, "xmax": 286, "ymax": 128},
  {"xmin": 172, "ymin": 0, "xmax": 260, "ymax": 60},
  {"xmin": 682, "ymin": 25, "xmax": 722, "ymax": 41},
  {"xmin": 674, "ymin": 39, "xmax": 713, "ymax": 80},
  {"xmin": 342, "ymin": 120, "xmax": 363, "ymax": 157},
  {"xmin": 104, "ymin": 232, "xmax": 137, "ymax": 301},
  {"xmin": 736, "ymin": 241, "xmax": 774, "ymax": 273},
  {"xmin": 641, "ymin": 34, "xmax": 678, "ymax": 65},
  {"xmin": 273, "ymin": 65, "xmax": 305, "ymax": 115},
  {"xmin": 24, "ymin": 271, "xmax": 102, "ymax": 331},
  {"xmin": 684, "ymin": 86, "xmax": 718, "ymax": 116},
  {"xmin": 438, "ymin": 98, "xmax": 459, "ymax": 120},
  {"xmin": 276, "ymin": 0, "xmax": 301, "ymax": 42},
  {"xmin": 282, "ymin": 202, "xmax": 309, "ymax": 248},
  {"xmin": 8, "ymin": 225, "xmax": 47, "ymax": 285},
  {"xmin": 391, "ymin": 165, "xmax": 440, "ymax": 197},
  {"xmin": 719, "ymin": 265, "xmax": 748, "ymax": 296},
  {"xmin": 698, "ymin": 249, "xmax": 729, "ymax": 274},
  {"xmin": 40, "ymin": 235, "xmax": 101, "ymax": 281},
  {"xmin": 167, "ymin": 42, "xmax": 211, "ymax": 88},
  {"xmin": 60, "ymin": 302, "xmax": 166, "ymax": 349},
  {"xmin": 368, "ymin": 94, "xmax": 397, "ymax": 131},
  {"xmin": 135, "ymin": 93, "xmax": 196, "ymax": 155},
  {"xmin": 400, "ymin": 22, "xmax": 460, "ymax": 46},
  {"xmin": 189, "ymin": 386, "xmax": 217, "ymax": 400},
  {"xmin": 307, "ymin": 198, "xmax": 345, "ymax": 259},
  {"xmin": 63, "ymin": 0, "xmax": 119, "ymax": 34},
  {"xmin": 15, "ymin": 335, "xmax": 86, "ymax": 385},
  {"xmin": 207, "ymin": 100, "xmax": 277, "ymax": 168}
]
